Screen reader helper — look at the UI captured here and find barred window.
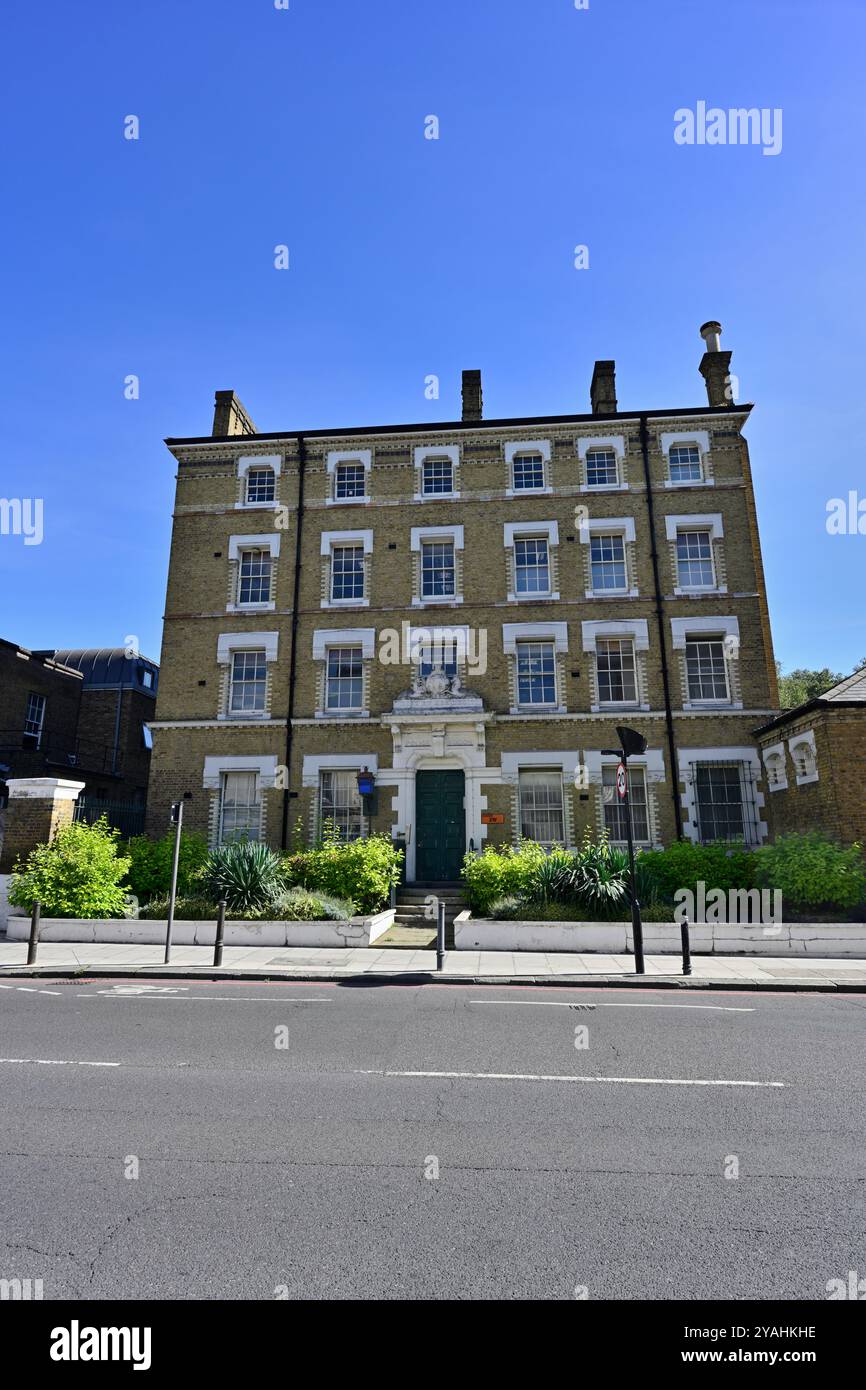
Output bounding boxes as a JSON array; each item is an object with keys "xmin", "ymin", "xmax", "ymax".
[
  {"xmin": 692, "ymin": 762, "xmax": 754, "ymax": 844},
  {"xmin": 245, "ymin": 468, "xmax": 275, "ymax": 504},
  {"xmin": 585, "ymin": 447, "xmax": 618, "ymax": 487},
  {"xmin": 422, "ymin": 457, "xmax": 454, "ymax": 495},
  {"xmin": 220, "ymin": 771, "xmax": 261, "ymax": 843},
  {"xmin": 676, "ymin": 530, "xmax": 714, "ymax": 588},
  {"xmin": 514, "ymin": 537, "xmax": 550, "ymax": 595},
  {"xmin": 320, "ymin": 769, "xmax": 364, "ymax": 841},
  {"xmin": 512, "ymin": 452, "xmax": 545, "ymax": 490},
  {"xmin": 516, "ymin": 640, "xmax": 556, "ymax": 706},
  {"xmin": 326, "ymin": 647, "xmax": 363, "ymax": 710},
  {"xmin": 603, "ymin": 765, "xmax": 649, "ymax": 843},
  {"xmin": 669, "ymin": 443, "xmax": 702, "ymax": 482},
  {"xmin": 686, "ymin": 637, "xmax": 729, "ymax": 701},
  {"xmin": 335, "ymin": 462, "xmax": 366, "ymax": 499},
  {"xmin": 421, "ymin": 540, "xmax": 456, "ymax": 598},
  {"xmin": 331, "ymin": 545, "xmax": 365, "ymax": 602},
  {"xmin": 590, "ymin": 534, "xmax": 627, "ymax": 591},
  {"xmin": 596, "ymin": 638, "xmax": 637, "ymax": 704},
  {"xmin": 238, "ymin": 548, "xmax": 272, "ymax": 605},
  {"xmin": 229, "ymin": 650, "xmax": 267, "ymax": 714},
  {"xmin": 519, "ymin": 769, "xmax": 564, "ymax": 846}
]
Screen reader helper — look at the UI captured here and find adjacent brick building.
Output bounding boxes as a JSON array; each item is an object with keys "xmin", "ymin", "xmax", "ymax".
[
  {"xmin": 147, "ymin": 323, "xmax": 780, "ymax": 880},
  {"xmin": 754, "ymin": 667, "xmax": 866, "ymax": 849}
]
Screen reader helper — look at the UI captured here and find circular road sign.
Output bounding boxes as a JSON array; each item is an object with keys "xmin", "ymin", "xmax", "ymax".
[{"xmin": 616, "ymin": 762, "xmax": 628, "ymax": 799}]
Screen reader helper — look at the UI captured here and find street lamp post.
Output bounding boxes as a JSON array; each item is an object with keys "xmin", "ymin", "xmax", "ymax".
[
  {"xmin": 602, "ymin": 726, "xmax": 648, "ymax": 976},
  {"xmin": 164, "ymin": 792, "xmax": 191, "ymax": 965}
]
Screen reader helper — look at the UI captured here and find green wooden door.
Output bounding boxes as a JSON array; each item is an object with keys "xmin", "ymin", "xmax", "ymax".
[{"xmin": 415, "ymin": 770, "xmax": 465, "ymax": 881}]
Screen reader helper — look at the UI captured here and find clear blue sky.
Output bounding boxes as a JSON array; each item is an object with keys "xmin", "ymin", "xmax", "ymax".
[{"xmin": 1, "ymin": 0, "xmax": 864, "ymax": 675}]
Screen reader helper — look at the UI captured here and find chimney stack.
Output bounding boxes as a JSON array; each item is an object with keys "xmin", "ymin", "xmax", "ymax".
[
  {"xmin": 461, "ymin": 369, "xmax": 483, "ymax": 422},
  {"xmin": 212, "ymin": 390, "xmax": 258, "ymax": 438},
  {"xmin": 590, "ymin": 360, "xmax": 617, "ymax": 416},
  {"xmin": 698, "ymin": 322, "xmax": 733, "ymax": 408}
]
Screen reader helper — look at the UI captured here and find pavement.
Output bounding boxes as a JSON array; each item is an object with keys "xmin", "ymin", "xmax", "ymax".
[
  {"xmin": 2, "ymin": 938, "xmax": 866, "ymax": 989},
  {"xmin": 1, "ymin": 978, "xmax": 864, "ymax": 1299}
]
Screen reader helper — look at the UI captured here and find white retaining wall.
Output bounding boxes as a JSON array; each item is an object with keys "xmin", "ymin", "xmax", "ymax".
[{"xmin": 5, "ymin": 910, "xmax": 395, "ymax": 949}]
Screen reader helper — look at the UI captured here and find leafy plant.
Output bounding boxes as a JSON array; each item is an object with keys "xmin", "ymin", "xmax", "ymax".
[
  {"xmin": 123, "ymin": 830, "xmax": 208, "ymax": 902},
  {"xmin": 487, "ymin": 895, "xmax": 525, "ymax": 920},
  {"xmin": 461, "ymin": 841, "xmax": 547, "ymax": 914},
  {"xmin": 283, "ymin": 833, "xmax": 401, "ymax": 914},
  {"xmin": 637, "ymin": 840, "xmax": 754, "ymax": 902},
  {"xmin": 271, "ymin": 887, "xmax": 355, "ymax": 921},
  {"xmin": 753, "ymin": 833, "xmax": 866, "ymax": 911},
  {"xmin": 200, "ymin": 841, "xmax": 286, "ymax": 912},
  {"xmin": 570, "ymin": 835, "xmax": 630, "ymax": 914},
  {"xmin": 9, "ymin": 816, "xmax": 131, "ymax": 919}
]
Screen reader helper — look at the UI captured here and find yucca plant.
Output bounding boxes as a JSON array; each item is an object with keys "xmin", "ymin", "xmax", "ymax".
[
  {"xmin": 529, "ymin": 848, "xmax": 576, "ymax": 905},
  {"xmin": 200, "ymin": 841, "xmax": 285, "ymax": 913},
  {"xmin": 570, "ymin": 833, "xmax": 629, "ymax": 915}
]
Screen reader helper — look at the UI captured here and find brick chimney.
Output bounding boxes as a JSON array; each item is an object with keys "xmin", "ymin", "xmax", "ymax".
[
  {"xmin": 461, "ymin": 370, "xmax": 483, "ymax": 422},
  {"xmin": 212, "ymin": 390, "xmax": 258, "ymax": 437},
  {"xmin": 590, "ymin": 360, "xmax": 617, "ymax": 416},
  {"xmin": 698, "ymin": 322, "xmax": 734, "ymax": 408}
]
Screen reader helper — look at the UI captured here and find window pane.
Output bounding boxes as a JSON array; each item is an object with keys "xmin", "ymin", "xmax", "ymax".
[
  {"xmin": 221, "ymin": 771, "xmax": 260, "ymax": 842},
  {"xmin": 335, "ymin": 463, "xmax": 366, "ymax": 499},
  {"xmin": 421, "ymin": 541, "xmax": 455, "ymax": 597},
  {"xmin": 596, "ymin": 639, "xmax": 637, "ymax": 703},
  {"xmin": 514, "ymin": 537, "xmax": 550, "ymax": 594},
  {"xmin": 686, "ymin": 637, "xmax": 728, "ymax": 701},
  {"xmin": 512, "ymin": 453, "xmax": 545, "ymax": 490},
  {"xmin": 238, "ymin": 549, "xmax": 272, "ymax": 604},
  {"xmin": 669, "ymin": 443, "xmax": 702, "ymax": 482},
  {"xmin": 245, "ymin": 468, "xmax": 275, "ymax": 503},
  {"xmin": 585, "ymin": 448, "xmax": 618, "ymax": 486},
  {"xmin": 422, "ymin": 457, "xmax": 454, "ymax": 494},
  {"xmin": 516, "ymin": 640, "xmax": 556, "ymax": 705},
  {"xmin": 590, "ymin": 534, "xmax": 627, "ymax": 591},
  {"xmin": 603, "ymin": 765, "xmax": 649, "ymax": 842},
  {"xmin": 320, "ymin": 769, "xmax": 363, "ymax": 841},
  {"xmin": 229, "ymin": 650, "xmax": 267, "ymax": 712},
  {"xmin": 694, "ymin": 763, "xmax": 747, "ymax": 843},
  {"xmin": 519, "ymin": 769, "xmax": 564, "ymax": 845},
  {"xmin": 676, "ymin": 530, "xmax": 714, "ymax": 587},
  {"xmin": 331, "ymin": 545, "xmax": 365, "ymax": 601},
  {"xmin": 326, "ymin": 647, "xmax": 363, "ymax": 709}
]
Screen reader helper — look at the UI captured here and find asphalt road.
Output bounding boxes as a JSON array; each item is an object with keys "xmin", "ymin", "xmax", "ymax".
[{"xmin": 1, "ymin": 978, "xmax": 864, "ymax": 1301}]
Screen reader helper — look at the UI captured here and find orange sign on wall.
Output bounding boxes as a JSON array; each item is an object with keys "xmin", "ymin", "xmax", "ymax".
[{"xmin": 481, "ymin": 813, "xmax": 505, "ymax": 825}]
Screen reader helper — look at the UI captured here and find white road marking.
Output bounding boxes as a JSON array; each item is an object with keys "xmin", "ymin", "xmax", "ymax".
[
  {"xmin": 469, "ymin": 998, "xmax": 754, "ymax": 1013},
  {"xmin": 0, "ymin": 1057, "xmax": 120, "ymax": 1068},
  {"xmin": 15, "ymin": 987, "xmax": 40, "ymax": 993},
  {"xmin": 79, "ymin": 994, "xmax": 332, "ymax": 1003},
  {"xmin": 356, "ymin": 1069, "xmax": 784, "ymax": 1088}
]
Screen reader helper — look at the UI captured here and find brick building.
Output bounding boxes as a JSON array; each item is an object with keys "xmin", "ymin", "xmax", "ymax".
[
  {"xmin": 147, "ymin": 322, "xmax": 779, "ymax": 880},
  {"xmin": 754, "ymin": 667, "xmax": 866, "ymax": 849},
  {"xmin": 0, "ymin": 641, "xmax": 158, "ymax": 832}
]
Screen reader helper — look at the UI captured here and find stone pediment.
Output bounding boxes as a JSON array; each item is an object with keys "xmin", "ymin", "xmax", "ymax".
[{"xmin": 390, "ymin": 663, "xmax": 484, "ymax": 715}]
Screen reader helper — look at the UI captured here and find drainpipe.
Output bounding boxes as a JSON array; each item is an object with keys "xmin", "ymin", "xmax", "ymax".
[
  {"xmin": 280, "ymin": 433, "xmax": 306, "ymax": 849},
  {"xmin": 111, "ymin": 685, "xmax": 123, "ymax": 776},
  {"xmin": 639, "ymin": 415, "xmax": 683, "ymax": 838}
]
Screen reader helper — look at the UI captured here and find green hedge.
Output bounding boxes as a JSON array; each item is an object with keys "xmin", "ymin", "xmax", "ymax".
[
  {"xmin": 124, "ymin": 830, "xmax": 209, "ymax": 902},
  {"xmin": 461, "ymin": 841, "xmax": 548, "ymax": 915},
  {"xmin": 637, "ymin": 841, "xmax": 755, "ymax": 902},
  {"xmin": 753, "ymin": 833, "xmax": 866, "ymax": 911},
  {"xmin": 9, "ymin": 817, "xmax": 131, "ymax": 919},
  {"xmin": 283, "ymin": 832, "xmax": 402, "ymax": 914}
]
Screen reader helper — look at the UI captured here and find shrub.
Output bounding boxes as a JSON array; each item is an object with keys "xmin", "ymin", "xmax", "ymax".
[
  {"xmin": 271, "ymin": 887, "xmax": 354, "ymax": 921},
  {"xmin": 9, "ymin": 817, "xmax": 131, "ymax": 919},
  {"xmin": 570, "ymin": 835, "xmax": 630, "ymax": 915},
  {"xmin": 488, "ymin": 895, "xmax": 525, "ymax": 920},
  {"xmin": 637, "ymin": 840, "xmax": 755, "ymax": 902},
  {"xmin": 283, "ymin": 833, "xmax": 401, "ymax": 914},
  {"xmin": 461, "ymin": 841, "xmax": 547, "ymax": 914},
  {"xmin": 124, "ymin": 830, "xmax": 209, "ymax": 902},
  {"xmin": 200, "ymin": 841, "xmax": 286, "ymax": 912},
  {"xmin": 140, "ymin": 895, "xmax": 224, "ymax": 921},
  {"xmin": 752, "ymin": 833, "xmax": 866, "ymax": 911}
]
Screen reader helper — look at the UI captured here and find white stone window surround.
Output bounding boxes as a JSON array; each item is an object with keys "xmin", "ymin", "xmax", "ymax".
[
  {"xmin": 411, "ymin": 524, "xmax": 465, "ymax": 607},
  {"xmin": 216, "ymin": 631, "xmax": 279, "ymax": 722},
  {"xmin": 203, "ymin": 754, "xmax": 279, "ymax": 791},
  {"xmin": 665, "ymin": 512, "xmax": 726, "ymax": 595},
  {"xmin": 583, "ymin": 747, "xmax": 665, "ymax": 848},
  {"xmin": 761, "ymin": 740, "xmax": 788, "ymax": 792},
  {"xmin": 578, "ymin": 516, "xmax": 638, "ymax": 598},
  {"xmin": 671, "ymin": 615, "xmax": 741, "ymax": 710},
  {"xmin": 326, "ymin": 449, "xmax": 372, "ymax": 506},
  {"xmin": 505, "ymin": 439, "xmax": 553, "ymax": 496},
  {"xmin": 677, "ymin": 746, "xmax": 768, "ymax": 846},
  {"xmin": 320, "ymin": 528, "xmax": 374, "ymax": 609},
  {"xmin": 788, "ymin": 728, "xmax": 819, "ymax": 786},
  {"xmin": 413, "ymin": 445, "xmax": 461, "ymax": 501},
  {"xmin": 581, "ymin": 618, "xmax": 650, "ymax": 713},
  {"xmin": 502, "ymin": 620, "xmax": 569, "ymax": 715},
  {"xmin": 577, "ymin": 434, "xmax": 628, "ymax": 492},
  {"xmin": 501, "ymin": 750, "xmax": 581, "ymax": 850},
  {"xmin": 227, "ymin": 533, "xmax": 280, "ymax": 613},
  {"xmin": 660, "ymin": 430, "xmax": 712, "ymax": 488},
  {"xmin": 235, "ymin": 455, "xmax": 282, "ymax": 510},
  {"xmin": 301, "ymin": 752, "xmax": 379, "ymax": 788},
  {"xmin": 312, "ymin": 627, "xmax": 376, "ymax": 719},
  {"xmin": 503, "ymin": 520, "xmax": 560, "ymax": 603}
]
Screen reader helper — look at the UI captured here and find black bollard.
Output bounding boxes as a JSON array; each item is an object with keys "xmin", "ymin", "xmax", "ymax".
[
  {"xmin": 213, "ymin": 899, "xmax": 227, "ymax": 967},
  {"xmin": 27, "ymin": 900, "xmax": 41, "ymax": 966},
  {"xmin": 436, "ymin": 899, "xmax": 445, "ymax": 973},
  {"xmin": 681, "ymin": 916, "xmax": 692, "ymax": 977}
]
